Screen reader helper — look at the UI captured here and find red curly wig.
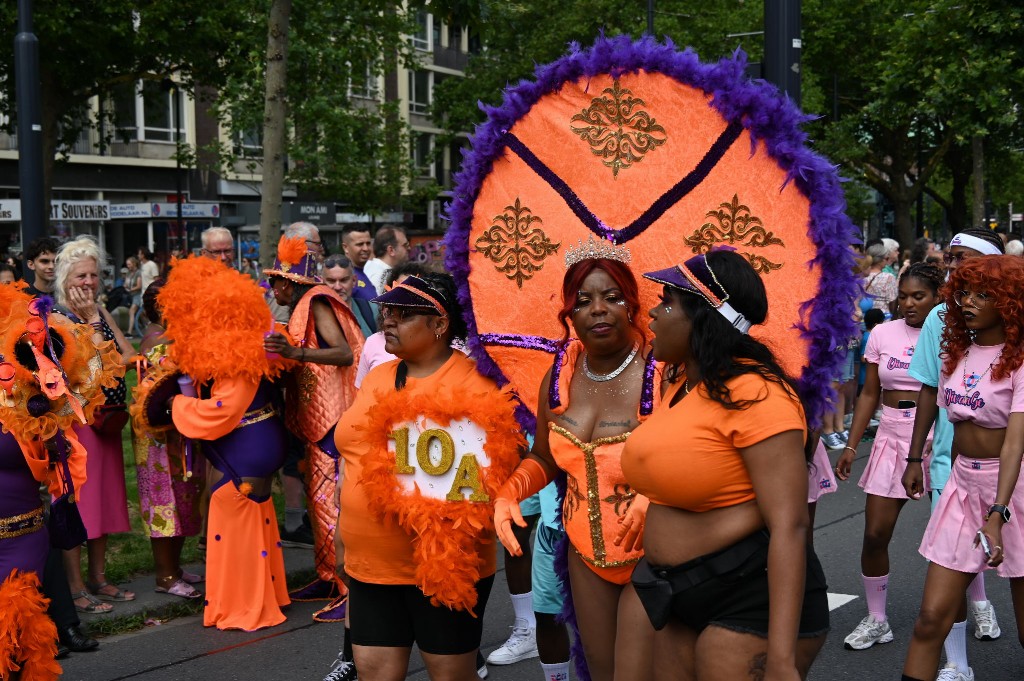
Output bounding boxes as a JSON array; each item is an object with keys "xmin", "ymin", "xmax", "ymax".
[
  {"xmin": 941, "ymin": 255, "xmax": 1024, "ymax": 380},
  {"xmin": 557, "ymin": 259, "xmax": 646, "ymax": 344}
]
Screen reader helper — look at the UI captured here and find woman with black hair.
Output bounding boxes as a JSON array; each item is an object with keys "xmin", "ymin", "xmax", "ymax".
[
  {"xmin": 623, "ymin": 250, "xmax": 829, "ymax": 681},
  {"xmin": 834, "ymin": 262, "xmax": 944, "ymax": 650},
  {"xmin": 334, "ymin": 272, "xmax": 520, "ymax": 681}
]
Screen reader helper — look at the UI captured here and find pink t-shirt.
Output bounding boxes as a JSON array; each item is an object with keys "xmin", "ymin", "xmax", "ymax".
[
  {"xmin": 940, "ymin": 343, "xmax": 1024, "ymax": 428},
  {"xmin": 354, "ymin": 331, "xmax": 396, "ymax": 389},
  {"xmin": 865, "ymin": 319, "xmax": 922, "ymax": 391}
]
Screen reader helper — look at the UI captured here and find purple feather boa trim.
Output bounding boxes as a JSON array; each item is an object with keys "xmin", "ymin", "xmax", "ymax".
[{"xmin": 444, "ymin": 33, "xmax": 859, "ymax": 429}]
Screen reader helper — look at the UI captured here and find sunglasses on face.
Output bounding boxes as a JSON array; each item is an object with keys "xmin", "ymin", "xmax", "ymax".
[{"xmin": 380, "ymin": 306, "xmax": 438, "ymax": 322}]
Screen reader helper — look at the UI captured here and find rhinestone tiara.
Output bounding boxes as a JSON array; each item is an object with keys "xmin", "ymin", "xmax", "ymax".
[{"xmin": 564, "ymin": 235, "xmax": 632, "ymax": 268}]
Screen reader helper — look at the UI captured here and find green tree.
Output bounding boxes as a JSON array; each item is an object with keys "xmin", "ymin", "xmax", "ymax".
[
  {"xmin": 211, "ymin": 1, "xmax": 429, "ymax": 226},
  {"xmin": 432, "ymin": 0, "xmax": 763, "ymax": 139},
  {"xmin": 0, "ymin": 1, "xmax": 253, "ymax": 206}
]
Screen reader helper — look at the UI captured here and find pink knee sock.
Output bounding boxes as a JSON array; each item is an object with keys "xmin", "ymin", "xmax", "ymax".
[
  {"xmin": 863, "ymin": 574, "xmax": 889, "ymax": 621},
  {"xmin": 967, "ymin": 572, "xmax": 987, "ymax": 603}
]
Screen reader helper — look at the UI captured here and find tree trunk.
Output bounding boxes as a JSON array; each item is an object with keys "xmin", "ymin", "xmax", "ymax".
[
  {"xmin": 971, "ymin": 134, "xmax": 985, "ymax": 229},
  {"xmin": 947, "ymin": 142, "xmax": 970, "ymax": 234},
  {"xmin": 258, "ymin": 0, "xmax": 291, "ymax": 269},
  {"xmin": 892, "ymin": 196, "xmax": 916, "ymax": 252}
]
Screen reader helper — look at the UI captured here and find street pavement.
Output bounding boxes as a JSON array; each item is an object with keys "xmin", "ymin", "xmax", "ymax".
[{"xmin": 60, "ymin": 441, "xmax": 1023, "ymax": 681}]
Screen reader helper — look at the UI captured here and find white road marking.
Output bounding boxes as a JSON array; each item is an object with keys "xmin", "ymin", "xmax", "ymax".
[{"xmin": 828, "ymin": 593, "xmax": 858, "ymax": 611}]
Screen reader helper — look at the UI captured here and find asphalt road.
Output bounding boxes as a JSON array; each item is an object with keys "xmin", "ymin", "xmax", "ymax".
[{"xmin": 60, "ymin": 444, "xmax": 1022, "ymax": 681}]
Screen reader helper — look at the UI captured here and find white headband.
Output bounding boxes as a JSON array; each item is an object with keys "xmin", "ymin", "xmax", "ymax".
[{"xmin": 949, "ymin": 233, "xmax": 1002, "ymax": 257}]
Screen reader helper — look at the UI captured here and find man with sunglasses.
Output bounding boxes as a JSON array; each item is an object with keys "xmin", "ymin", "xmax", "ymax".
[{"xmin": 904, "ymin": 228, "xmax": 1005, "ymax": 681}]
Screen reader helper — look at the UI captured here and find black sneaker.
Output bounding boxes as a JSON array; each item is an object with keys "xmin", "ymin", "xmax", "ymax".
[
  {"xmin": 279, "ymin": 523, "xmax": 315, "ymax": 548},
  {"xmin": 323, "ymin": 651, "xmax": 358, "ymax": 681}
]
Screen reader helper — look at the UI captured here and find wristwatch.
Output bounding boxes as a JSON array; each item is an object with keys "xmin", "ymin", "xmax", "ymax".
[{"xmin": 987, "ymin": 504, "xmax": 1011, "ymax": 524}]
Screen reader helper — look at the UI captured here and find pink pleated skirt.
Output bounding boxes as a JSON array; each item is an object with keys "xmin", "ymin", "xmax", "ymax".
[
  {"xmin": 73, "ymin": 423, "xmax": 131, "ymax": 540},
  {"xmin": 919, "ymin": 455, "xmax": 1024, "ymax": 578},
  {"xmin": 808, "ymin": 441, "xmax": 837, "ymax": 503},
  {"xmin": 858, "ymin": 404, "xmax": 932, "ymax": 499}
]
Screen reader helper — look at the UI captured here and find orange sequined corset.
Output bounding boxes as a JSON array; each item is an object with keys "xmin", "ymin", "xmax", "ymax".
[{"xmin": 548, "ymin": 423, "xmax": 642, "ymax": 571}]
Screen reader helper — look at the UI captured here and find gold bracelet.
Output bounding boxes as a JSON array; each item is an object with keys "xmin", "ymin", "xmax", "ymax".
[{"xmin": 843, "ymin": 446, "xmax": 857, "ymax": 453}]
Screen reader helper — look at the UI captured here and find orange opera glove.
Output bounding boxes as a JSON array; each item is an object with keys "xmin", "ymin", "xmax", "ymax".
[{"xmin": 493, "ymin": 458, "xmax": 552, "ymax": 556}]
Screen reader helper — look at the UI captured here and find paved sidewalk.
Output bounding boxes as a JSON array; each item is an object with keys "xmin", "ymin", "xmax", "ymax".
[{"xmin": 77, "ymin": 546, "xmax": 316, "ymax": 634}]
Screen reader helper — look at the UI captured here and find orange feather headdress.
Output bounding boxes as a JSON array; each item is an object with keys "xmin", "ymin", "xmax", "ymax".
[
  {"xmin": 0, "ymin": 285, "xmax": 123, "ymax": 442},
  {"xmin": 263, "ymin": 235, "xmax": 319, "ymax": 285},
  {"xmin": 158, "ymin": 256, "xmax": 293, "ymax": 384}
]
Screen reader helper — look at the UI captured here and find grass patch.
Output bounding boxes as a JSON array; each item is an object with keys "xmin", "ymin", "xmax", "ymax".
[{"xmin": 87, "ymin": 599, "xmax": 205, "ymax": 638}]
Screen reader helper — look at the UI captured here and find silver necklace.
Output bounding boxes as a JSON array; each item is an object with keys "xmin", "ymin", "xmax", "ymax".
[{"xmin": 584, "ymin": 342, "xmax": 639, "ymax": 382}]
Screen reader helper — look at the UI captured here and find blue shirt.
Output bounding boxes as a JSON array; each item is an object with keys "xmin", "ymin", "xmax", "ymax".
[
  {"xmin": 907, "ymin": 303, "xmax": 954, "ymax": 491},
  {"xmin": 350, "ymin": 266, "xmax": 378, "ymax": 333}
]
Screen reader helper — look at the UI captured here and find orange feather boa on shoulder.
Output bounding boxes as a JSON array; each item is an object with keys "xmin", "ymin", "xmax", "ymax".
[
  {"xmin": 358, "ymin": 384, "xmax": 525, "ymax": 615},
  {"xmin": 158, "ymin": 256, "xmax": 295, "ymax": 384}
]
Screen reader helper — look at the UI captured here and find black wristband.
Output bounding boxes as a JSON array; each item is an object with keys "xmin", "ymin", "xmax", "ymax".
[{"xmin": 905, "ymin": 457, "xmax": 924, "ymax": 463}]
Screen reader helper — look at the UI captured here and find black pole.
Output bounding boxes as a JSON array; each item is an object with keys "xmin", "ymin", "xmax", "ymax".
[
  {"xmin": 175, "ymin": 86, "xmax": 182, "ymax": 252},
  {"xmin": 14, "ymin": 0, "xmax": 46, "ymax": 246},
  {"xmin": 764, "ymin": 0, "xmax": 801, "ymax": 106},
  {"xmin": 647, "ymin": 0, "xmax": 654, "ymax": 36}
]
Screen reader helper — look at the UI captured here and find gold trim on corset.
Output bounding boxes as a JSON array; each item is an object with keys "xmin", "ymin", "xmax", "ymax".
[
  {"xmin": 0, "ymin": 506, "xmax": 45, "ymax": 539},
  {"xmin": 549, "ymin": 424, "xmax": 631, "ymax": 566},
  {"xmin": 238, "ymin": 403, "xmax": 279, "ymax": 428}
]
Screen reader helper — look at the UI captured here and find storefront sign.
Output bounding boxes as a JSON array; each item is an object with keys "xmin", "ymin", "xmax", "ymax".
[
  {"xmin": 286, "ymin": 202, "xmax": 333, "ymax": 224},
  {"xmin": 151, "ymin": 202, "xmax": 220, "ymax": 219},
  {"xmin": 109, "ymin": 203, "xmax": 153, "ymax": 219},
  {"xmin": 50, "ymin": 200, "xmax": 110, "ymax": 221},
  {"xmin": 109, "ymin": 202, "xmax": 221, "ymax": 219},
  {"xmin": 0, "ymin": 200, "xmax": 21, "ymax": 222}
]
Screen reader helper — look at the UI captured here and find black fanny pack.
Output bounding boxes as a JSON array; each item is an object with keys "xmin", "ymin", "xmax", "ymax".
[{"xmin": 631, "ymin": 530, "xmax": 769, "ymax": 630}]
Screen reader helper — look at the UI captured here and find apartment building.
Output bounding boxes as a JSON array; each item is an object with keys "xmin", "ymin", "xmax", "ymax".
[{"xmin": 0, "ymin": 8, "xmax": 471, "ymax": 270}]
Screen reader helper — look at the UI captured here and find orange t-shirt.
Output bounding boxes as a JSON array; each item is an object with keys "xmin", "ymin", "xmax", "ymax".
[
  {"xmin": 622, "ymin": 372, "xmax": 806, "ymax": 512},
  {"xmin": 335, "ymin": 352, "xmax": 501, "ymax": 585}
]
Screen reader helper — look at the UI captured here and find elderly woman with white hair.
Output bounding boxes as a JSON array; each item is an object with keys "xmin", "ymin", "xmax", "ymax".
[
  {"xmin": 864, "ymin": 242, "xmax": 899, "ymax": 316},
  {"xmin": 53, "ymin": 236, "xmax": 137, "ymax": 613}
]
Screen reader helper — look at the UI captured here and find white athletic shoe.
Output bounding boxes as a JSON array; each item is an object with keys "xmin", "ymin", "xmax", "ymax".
[
  {"xmin": 843, "ymin": 614, "xmax": 894, "ymax": 650},
  {"xmin": 969, "ymin": 599, "xmax": 1001, "ymax": 640},
  {"xmin": 486, "ymin": 627, "xmax": 539, "ymax": 665},
  {"xmin": 935, "ymin": 662, "xmax": 975, "ymax": 681},
  {"xmin": 476, "ymin": 651, "xmax": 488, "ymax": 679}
]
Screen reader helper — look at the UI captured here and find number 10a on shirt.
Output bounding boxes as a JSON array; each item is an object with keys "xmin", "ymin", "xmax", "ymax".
[{"xmin": 388, "ymin": 419, "xmax": 492, "ymax": 502}]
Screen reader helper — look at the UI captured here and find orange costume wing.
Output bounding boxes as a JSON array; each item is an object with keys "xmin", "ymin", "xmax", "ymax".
[{"xmin": 444, "ymin": 35, "xmax": 860, "ymax": 428}]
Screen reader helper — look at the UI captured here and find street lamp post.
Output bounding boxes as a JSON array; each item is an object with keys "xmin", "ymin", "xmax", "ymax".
[
  {"xmin": 764, "ymin": 0, "xmax": 801, "ymax": 106},
  {"xmin": 14, "ymin": 0, "xmax": 46, "ymax": 246}
]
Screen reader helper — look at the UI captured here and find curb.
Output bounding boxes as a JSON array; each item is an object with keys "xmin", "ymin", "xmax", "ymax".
[{"xmin": 79, "ymin": 545, "xmax": 317, "ymax": 637}]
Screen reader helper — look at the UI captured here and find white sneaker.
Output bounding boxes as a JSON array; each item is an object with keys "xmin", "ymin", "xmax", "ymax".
[
  {"xmin": 936, "ymin": 662, "xmax": 975, "ymax": 681},
  {"xmin": 486, "ymin": 627, "xmax": 538, "ymax": 665},
  {"xmin": 476, "ymin": 650, "xmax": 488, "ymax": 679},
  {"xmin": 969, "ymin": 599, "xmax": 1001, "ymax": 640},
  {"xmin": 843, "ymin": 614, "xmax": 894, "ymax": 650}
]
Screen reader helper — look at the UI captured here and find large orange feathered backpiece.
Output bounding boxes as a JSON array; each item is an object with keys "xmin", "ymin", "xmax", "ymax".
[
  {"xmin": 158, "ymin": 256, "xmax": 291, "ymax": 384},
  {"xmin": 0, "ymin": 285, "xmax": 123, "ymax": 442}
]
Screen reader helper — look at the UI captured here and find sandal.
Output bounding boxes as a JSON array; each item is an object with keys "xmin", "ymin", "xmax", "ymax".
[
  {"xmin": 87, "ymin": 581, "xmax": 136, "ymax": 602},
  {"xmin": 72, "ymin": 591, "xmax": 113, "ymax": 614},
  {"xmin": 155, "ymin": 578, "xmax": 203, "ymax": 600},
  {"xmin": 180, "ymin": 569, "xmax": 204, "ymax": 584}
]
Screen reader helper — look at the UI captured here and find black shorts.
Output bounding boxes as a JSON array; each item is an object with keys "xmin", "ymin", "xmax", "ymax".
[
  {"xmin": 632, "ymin": 531, "xmax": 830, "ymax": 638},
  {"xmin": 348, "ymin": 575, "xmax": 494, "ymax": 655}
]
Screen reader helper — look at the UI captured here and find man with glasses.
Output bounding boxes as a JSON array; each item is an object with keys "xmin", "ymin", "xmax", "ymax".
[
  {"xmin": 906, "ymin": 228, "xmax": 1006, "ymax": 681},
  {"xmin": 363, "ymin": 225, "xmax": 410, "ymax": 294},
  {"xmin": 200, "ymin": 227, "xmax": 236, "ymax": 265}
]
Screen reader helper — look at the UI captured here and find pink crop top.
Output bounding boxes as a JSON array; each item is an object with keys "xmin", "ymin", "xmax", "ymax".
[
  {"xmin": 940, "ymin": 343, "xmax": 1024, "ymax": 428},
  {"xmin": 864, "ymin": 319, "xmax": 922, "ymax": 392}
]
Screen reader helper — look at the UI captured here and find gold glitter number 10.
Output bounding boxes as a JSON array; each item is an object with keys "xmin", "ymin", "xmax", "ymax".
[{"xmin": 389, "ymin": 427, "xmax": 490, "ymax": 502}]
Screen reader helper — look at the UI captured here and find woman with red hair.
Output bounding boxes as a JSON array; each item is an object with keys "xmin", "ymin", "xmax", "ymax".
[
  {"xmin": 902, "ymin": 255, "xmax": 1024, "ymax": 681},
  {"xmin": 494, "ymin": 238, "xmax": 658, "ymax": 681}
]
